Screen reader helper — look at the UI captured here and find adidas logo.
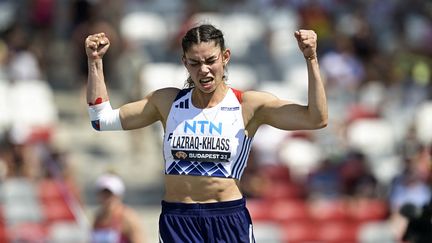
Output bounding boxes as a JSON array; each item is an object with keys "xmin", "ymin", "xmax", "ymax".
[{"xmin": 175, "ymin": 99, "xmax": 189, "ymax": 109}]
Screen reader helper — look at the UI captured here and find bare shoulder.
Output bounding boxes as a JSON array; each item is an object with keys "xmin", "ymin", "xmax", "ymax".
[
  {"xmin": 241, "ymin": 89, "xmax": 299, "ymax": 135},
  {"xmin": 241, "ymin": 90, "xmax": 279, "ymax": 109},
  {"xmin": 151, "ymin": 87, "xmax": 181, "ymax": 102},
  {"xmin": 150, "ymin": 87, "xmax": 181, "ymax": 112},
  {"xmin": 239, "ymin": 90, "xmax": 279, "ymax": 134}
]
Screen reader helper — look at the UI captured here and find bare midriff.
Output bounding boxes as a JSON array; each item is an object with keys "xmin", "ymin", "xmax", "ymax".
[{"xmin": 163, "ymin": 175, "xmax": 243, "ymax": 203}]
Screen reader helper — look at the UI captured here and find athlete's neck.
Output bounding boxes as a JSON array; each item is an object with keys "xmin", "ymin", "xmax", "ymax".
[{"xmin": 192, "ymin": 85, "xmax": 229, "ymax": 109}]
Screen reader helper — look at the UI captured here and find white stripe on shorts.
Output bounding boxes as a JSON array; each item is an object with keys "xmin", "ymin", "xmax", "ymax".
[
  {"xmin": 249, "ymin": 224, "xmax": 254, "ymax": 243},
  {"xmin": 159, "ymin": 232, "xmax": 164, "ymax": 243}
]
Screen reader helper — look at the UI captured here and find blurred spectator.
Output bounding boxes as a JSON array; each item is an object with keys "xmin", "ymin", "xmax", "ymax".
[
  {"xmin": 71, "ymin": 0, "xmax": 121, "ymax": 87},
  {"xmin": 0, "ymin": 129, "xmax": 42, "ymax": 179},
  {"xmin": 389, "ymin": 148, "xmax": 432, "ymax": 212},
  {"xmin": 307, "ymin": 158, "xmax": 341, "ymax": 199},
  {"xmin": 402, "ymin": 196, "xmax": 432, "ymax": 243},
  {"xmin": 320, "ymin": 33, "xmax": 365, "ymax": 94},
  {"xmin": 339, "ymin": 150, "xmax": 379, "ymax": 198},
  {"xmin": 3, "ymin": 23, "xmax": 43, "ymax": 81},
  {"xmin": 42, "ymin": 146, "xmax": 84, "ymax": 206},
  {"xmin": 400, "ymin": 145, "xmax": 432, "ymax": 243},
  {"xmin": 92, "ymin": 173, "xmax": 145, "ymax": 243},
  {"xmin": 392, "ymin": 167, "xmax": 431, "ymax": 211}
]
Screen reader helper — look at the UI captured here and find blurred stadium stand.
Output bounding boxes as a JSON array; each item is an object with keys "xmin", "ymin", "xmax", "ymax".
[{"xmin": 0, "ymin": 0, "xmax": 431, "ymax": 242}]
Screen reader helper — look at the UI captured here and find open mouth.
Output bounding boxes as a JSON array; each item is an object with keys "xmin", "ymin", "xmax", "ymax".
[{"xmin": 199, "ymin": 77, "xmax": 214, "ymax": 84}]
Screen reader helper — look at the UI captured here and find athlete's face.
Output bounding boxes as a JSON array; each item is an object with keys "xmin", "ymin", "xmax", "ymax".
[
  {"xmin": 97, "ymin": 189, "xmax": 118, "ymax": 207},
  {"xmin": 183, "ymin": 41, "xmax": 230, "ymax": 93}
]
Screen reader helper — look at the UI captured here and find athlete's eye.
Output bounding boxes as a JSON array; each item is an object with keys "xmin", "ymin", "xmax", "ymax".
[
  {"xmin": 185, "ymin": 53, "xmax": 221, "ymax": 67},
  {"xmin": 205, "ymin": 59, "xmax": 217, "ymax": 65},
  {"xmin": 189, "ymin": 62, "xmax": 200, "ymax": 67}
]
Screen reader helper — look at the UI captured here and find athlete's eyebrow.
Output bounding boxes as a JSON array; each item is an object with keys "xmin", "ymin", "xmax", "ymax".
[{"xmin": 186, "ymin": 53, "xmax": 220, "ymax": 63}]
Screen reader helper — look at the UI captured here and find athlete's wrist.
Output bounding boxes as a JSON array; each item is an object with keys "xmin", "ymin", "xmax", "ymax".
[
  {"xmin": 304, "ymin": 53, "xmax": 317, "ymax": 61},
  {"xmin": 87, "ymin": 57, "xmax": 103, "ymax": 64},
  {"xmin": 87, "ymin": 58, "xmax": 104, "ymax": 72}
]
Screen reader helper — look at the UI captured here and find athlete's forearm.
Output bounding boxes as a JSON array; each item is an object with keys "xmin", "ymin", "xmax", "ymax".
[
  {"xmin": 87, "ymin": 58, "xmax": 109, "ymax": 105},
  {"xmin": 86, "ymin": 58, "xmax": 123, "ymax": 131},
  {"xmin": 306, "ymin": 57, "xmax": 328, "ymax": 128}
]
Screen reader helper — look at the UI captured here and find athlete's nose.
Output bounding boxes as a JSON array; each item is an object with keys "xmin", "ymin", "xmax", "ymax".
[{"xmin": 198, "ymin": 63, "xmax": 210, "ymax": 74}]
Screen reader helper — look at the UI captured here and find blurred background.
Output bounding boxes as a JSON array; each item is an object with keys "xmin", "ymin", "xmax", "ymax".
[{"xmin": 0, "ymin": 0, "xmax": 431, "ymax": 242}]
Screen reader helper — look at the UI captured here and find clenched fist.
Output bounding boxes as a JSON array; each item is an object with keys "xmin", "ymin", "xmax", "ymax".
[
  {"xmin": 85, "ymin": 33, "xmax": 110, "ymax": 60},
  {"xmin": 294, "ymin": 29, "xmax": 317, "ymax": 60}
]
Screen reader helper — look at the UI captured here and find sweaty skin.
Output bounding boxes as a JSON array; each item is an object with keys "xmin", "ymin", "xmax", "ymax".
[{"xmin": 85, "ymin": 30, "xmax": 327, "ymax": 203}]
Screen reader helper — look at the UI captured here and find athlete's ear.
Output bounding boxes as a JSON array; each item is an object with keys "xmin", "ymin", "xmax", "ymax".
[{"xmin": 222, "ymin": 49, "xmax": 231, "ymax": 66}]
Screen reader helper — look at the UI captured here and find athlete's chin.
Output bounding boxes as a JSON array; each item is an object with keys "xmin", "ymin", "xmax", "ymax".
[{"xmin": 198, "ymin": 84, "xmax": 216, "ymax": 93}]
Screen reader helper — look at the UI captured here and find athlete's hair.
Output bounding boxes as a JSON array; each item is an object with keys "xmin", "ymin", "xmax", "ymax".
[
  {"xmin": 182, "ymin": 24, "xmax": 226, "ymax": 53},
  {"xmin": 181, "ymin": 24, "xmax": 227, "ymax": 88}
]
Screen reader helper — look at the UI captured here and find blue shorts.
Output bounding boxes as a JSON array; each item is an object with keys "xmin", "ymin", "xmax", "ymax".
[{"xmin": 159, "ymin": 198, "xmax": 255, "ymax": 243}]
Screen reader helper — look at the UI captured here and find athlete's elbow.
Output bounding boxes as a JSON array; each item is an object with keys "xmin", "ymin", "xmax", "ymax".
[
  {"xmin": 318, "ymin": 115, "xmax": 328, "ymax": 128},
  {"xmin": 309, "ymin": 114, "xmax": 328, "ymax": 129},
  {"xmin": 316, "ymin": 119, "xmax": 328, "ymax": 129}
]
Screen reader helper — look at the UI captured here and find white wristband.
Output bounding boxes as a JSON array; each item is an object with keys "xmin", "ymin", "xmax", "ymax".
[{"xmin": 88, "ymin": 101, "xmax": 123, "ymax": 131}]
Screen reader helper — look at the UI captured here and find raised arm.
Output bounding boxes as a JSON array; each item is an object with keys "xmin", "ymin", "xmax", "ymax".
[
  {"xmin": 85, "ymin": 33, "xmax": 175, "ymax": 131},
  {"xmin": 86, "ymin": 33, "xmax": 110, "ymax": 105},
  {"xmin": 246, "ymin": 30, "xmax": 327, "ymax": 134},
  {"xmin": 294, "ymin": 29, "xmax": 328, "ymax": 129}
]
